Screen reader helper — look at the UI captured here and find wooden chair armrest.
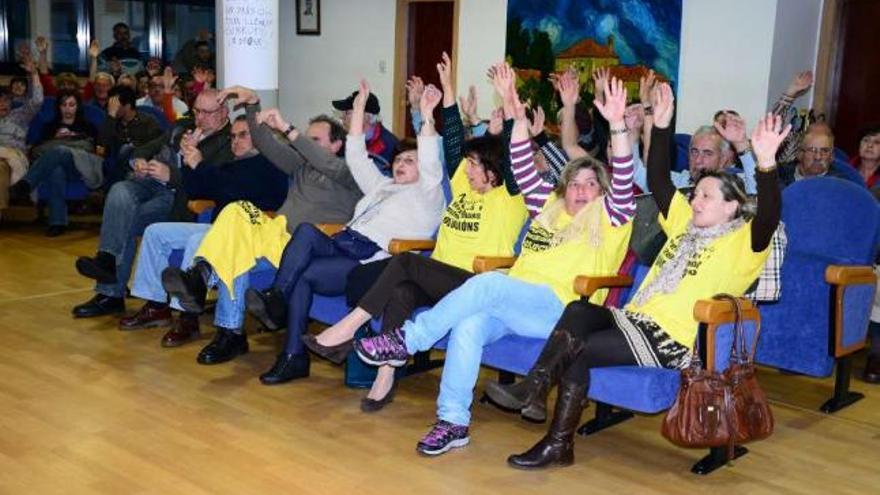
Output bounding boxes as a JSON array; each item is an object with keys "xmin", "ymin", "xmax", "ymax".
[
  {"xmin": 388, "ymin": 239, "xmax": 436, "ymax": 254},
  {"xmin": 473, "ymin": 256, "xmax": 518, "ymax": 274},
  {"xmin": 573, "ymin": 274, "xmax": 634, "ymax": 297},
  {"xmin": 315, "ymin": 223, "xmax": 344, "ymax": 236},
  {"xmin": 187, "ymin": 199, "xmax": 216, "ymax": 215},
  {"xmin": 694, "ymin": 297, "xmax": 760, "ymax": 373},
  {"xmin": 825, "ymin": 265, "xmax": 876, "ymax": 286}
]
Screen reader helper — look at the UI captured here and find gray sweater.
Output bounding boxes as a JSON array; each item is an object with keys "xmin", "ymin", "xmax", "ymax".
[{"xmin": 246, "ymin": 103, "xmax": 363, "ymax": 233}]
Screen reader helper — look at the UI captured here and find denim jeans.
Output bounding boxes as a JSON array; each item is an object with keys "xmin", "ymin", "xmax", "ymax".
[
  {"xmin": 22, "ymin": 146, "xmax": 82, "ymax": 226},
  {"xmin": 95, "ymin": 178, "xmax": 175, "ymax": 298},
  {"xmin": 207, "ymin": 267, "xmax": 252, "ymax": 331},
  {"xmin": 403, "ymin": 272, "xmax": 565, "ymax": 426},
  {"xmin": 130, "ymin": 222, "xmax": 210, "ymax": 310}
]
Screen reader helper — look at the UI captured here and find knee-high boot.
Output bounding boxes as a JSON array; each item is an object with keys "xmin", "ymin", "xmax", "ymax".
[
  {"xmin": 484, "ymin": 328, "xmax": 583, "ymax": 422},
  {"xmin": 506, "ymin": 379, "xmax": 587, "ymax": 469}
]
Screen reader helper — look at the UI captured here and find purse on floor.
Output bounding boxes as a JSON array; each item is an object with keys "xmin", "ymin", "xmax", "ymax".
[{"xmin": 661, "ymin": 294, "xmax": 774, "ymax": 453}]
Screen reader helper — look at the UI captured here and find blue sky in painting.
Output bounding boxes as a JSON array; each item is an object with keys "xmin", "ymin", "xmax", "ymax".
[{"xmin": 508, "ymin": 0, "xmax": 682, "ymax": 82}]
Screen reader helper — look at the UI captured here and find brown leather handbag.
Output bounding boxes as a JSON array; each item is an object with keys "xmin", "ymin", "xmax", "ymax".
[{"xmin": 661, "ymin": 295, "xmax": 774, "ymax": 452}]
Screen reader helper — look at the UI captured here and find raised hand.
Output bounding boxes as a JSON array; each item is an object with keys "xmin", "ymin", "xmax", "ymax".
[
  {"xmin": 19, "ymin": 53, "xmax": 35, "ymax": 74},
  {"xmin": 528, "ymin": 105, "xmax": 546, "ymax": 136},
  {"xmin": 785, "ymin": 70, "xmax": 813, "ymax": 98},
  {"xmin": 593, "ymin": 77, "xmax": 627, "ymax": 126},
  {"xmin": 488, "ymin": 107, "xmax": 503, "ymax": 136},
  {"xmin": 420, "ymin": 83, "xmax": 443, "ymax": 115},
  {"xmin": 714, "ymin": 112, "xmax": 748, "ymax": 148},
  {"xmin": 88, "ymin": 39, "xmax": 100, "ymax": 59},
  {"xmin": 592, "ymin": 66, "xmax": 610, "ymax": 102},
  {"xmin": 651, "ymin": 82, "xmax": 675, "ymax": 129},
  {"xmin": 750, "ymin": 113, "xmax": 791, "ymax": 169},
  {"xmin": 436, "ymin": 51, "xmax": 453, "ymax": 91},
  {"xmin": 639, "ymin": 69, "xmax": 656, "ymax": 105},
  {"xmin": 162, "ymin": 67, "xmax": 178, "ymax": 94},
  {"xmin": 557, "ymin": 69, "xmax": 580, "ymax": 108},
  {"xmin": 405, "ymin": 76, "xmax": 425, "ymax": 109},
  {"xmin": 216, "ymin": 84, "xmax": 258, "ymax": 106},
  {"xmin": 353, "ymin": 78, "xmax": 370, "ymax": 113},
  {"xmin": 491, "ymin": 62, "xmax": 515, "ymax": 101},
  {"xmin": 485, "ymin": 64, "xmax": 497, "ymax": 83},
  {"xmin": 35, "ymin": 36, "xmax": 49, "ymax": 54},
  {"xmin": 256, "ymin": 108, "xmax": 289, "ymax": 132},
  {"xmin": 459, "ymin": 85, "xmax": 478, "ymax": 125},
  {"xmin": 107, "ymin": 96, "xmax": 121, "ymax": 118}
]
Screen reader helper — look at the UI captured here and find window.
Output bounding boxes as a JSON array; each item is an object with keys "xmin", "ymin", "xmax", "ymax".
[
  {"xmin": 0, "ymin": 0, "xmax": 31, "ymax": 73},
  {"xmin": 50, "ymin": 0, "xmax": 93, "ymax": 73},
  {"xmin": 162, "ymin": 1, "xmax": 215, "ymax": 68}
]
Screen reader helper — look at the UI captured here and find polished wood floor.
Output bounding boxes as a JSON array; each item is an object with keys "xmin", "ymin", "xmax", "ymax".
[{"xmin": 1, "ymin": 221, "xmax": 879, "ymax": 494}]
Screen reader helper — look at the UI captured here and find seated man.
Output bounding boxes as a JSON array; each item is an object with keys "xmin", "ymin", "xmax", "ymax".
[
  {"xmin": 332, "ymin": 88, "xmax": 398, "ymax": 168},
  {"xmin": 0, "ymin": 57, "xmax": 42, "ymax": 220},
  {"xmin": 72, "ymin": 88, "xmax": 234, "ymax": 317},
  {"xmin": 154, "ymin": 84, "xmax": 368, "ymax": 355},
  {"xmin": 119, "ymin": 115, "xmax": 288, "ymax": 346},
  {"xmin": 100, "ymin": 85, "xmax": 166, "ymax": 186},
  {"xmin": 779, "ymin": 125, "xmax": 862, "ymax": 187}
]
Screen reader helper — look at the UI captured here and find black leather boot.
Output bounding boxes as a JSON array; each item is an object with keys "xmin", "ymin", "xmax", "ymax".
[
  {"xmin": 245, "ymin": 287, "xmax": 287, "ymax": 331},
  {"xmin": 507, "ymin": 380, "xmax": 587, "ymax": 469},
  {"xmin": 197, "ymin": 328, "xmax": 248, "ymax": 365},
  {"xmin": 485, "ymin": 329, "xmax": 583, "ymax": 422},
  {"xmin": 162, "ymin": 261, "xmax": 210, "ymax": 313},
  {"xmin": 75, "ymin": 251, "xmax": 118, "ymax": 283},
  {"xmin": 259, "ymin": 352, "xmax": 310, "ymax": 385}
]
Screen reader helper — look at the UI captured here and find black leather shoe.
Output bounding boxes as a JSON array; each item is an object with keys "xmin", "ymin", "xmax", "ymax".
[
  {"xmin": 245, "ymin": 288, "xmax": 287, "ymax": 331},
  {"xmin": 303, "ymin": 334, "xmax": 353, "ymax": 364},
  {"xmin": 864, "ymin": 353, "xmax": 880, "ymax": 384},
  {"xmin": 197, "ymin": 329, "xmax": 248, "ymax": 365},
  {"xmin": 162, "ymin": 262, "xmax": 209, "ymax": 313},
  {"xmin": 72, "ymin": 293, "xmax": 125, "ymax": 318},
  {"xmin": 75, "ymin": 251, "xmax": 117, "ymax": 284},
  {"xmin": 9, "ymin": 180, "xmax": 31, "ymax": 203},
  {"xmin": 361, "ymin": 382, "xmax": 397, "ymax": 413},
  {"xmin": 259, "ymin": 352, "xmax": 310, "ymax": 384}
]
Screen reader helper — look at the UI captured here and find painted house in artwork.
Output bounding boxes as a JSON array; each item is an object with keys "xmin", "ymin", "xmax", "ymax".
[{"xmin": 554, "ymin": 35, "xmax": 668, "ymax": 98}]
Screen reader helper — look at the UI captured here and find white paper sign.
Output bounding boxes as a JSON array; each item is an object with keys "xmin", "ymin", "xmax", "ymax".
[{"xmin": 223, "ymin": 0, "xmax": 279, "ymax": 89}]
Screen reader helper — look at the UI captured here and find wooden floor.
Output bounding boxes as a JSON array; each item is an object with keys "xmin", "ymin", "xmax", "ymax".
[{"xmin": 1, "ymin": 221, "xmax": 879, "ymax": 494}]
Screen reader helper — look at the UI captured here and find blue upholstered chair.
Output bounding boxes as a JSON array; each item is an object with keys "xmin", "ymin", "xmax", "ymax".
[
  {"xmin": 136, "ymin": 105, "xmax": 172, "ymax": 131},
  {"xmin": 673, "ymin": 133, "xmax": 691, "ymax": 172},
  {"xmin": 756, "ymin": 177, "xmax": 879, "ymax": 413}
]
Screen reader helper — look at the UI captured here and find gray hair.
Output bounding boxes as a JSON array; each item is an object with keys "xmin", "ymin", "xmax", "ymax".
[{"xmin": 691, "ymin": 125, "xmax": 731, "ymax": 155}]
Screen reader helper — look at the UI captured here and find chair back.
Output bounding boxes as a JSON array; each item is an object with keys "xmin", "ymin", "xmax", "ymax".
[{"xmin": 673, "ymin": 133, "xmax": 691, "ymax": 172}]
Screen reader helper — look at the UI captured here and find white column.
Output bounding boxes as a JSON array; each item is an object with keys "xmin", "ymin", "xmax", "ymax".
[{"xmin": 216, "ymin": 0, "xmax": 279, "ymax": 108}]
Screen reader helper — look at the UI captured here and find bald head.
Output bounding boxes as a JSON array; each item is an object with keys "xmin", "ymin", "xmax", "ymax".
[{"xmin": 193, "ymin": 89, "xmax": 229, "ymax": 134}]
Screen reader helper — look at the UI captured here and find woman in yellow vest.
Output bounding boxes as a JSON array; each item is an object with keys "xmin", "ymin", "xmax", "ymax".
[
  {"xmin": 304, "ymin": 54, "xmax": 528, "ymax": 410},
  {"xmin": 353, "ymin": 72, "xmax": 636, "ymax": 456},
  {"xmin": 490, "ymin": 83, "xmax": 790, "ymax": 469}
]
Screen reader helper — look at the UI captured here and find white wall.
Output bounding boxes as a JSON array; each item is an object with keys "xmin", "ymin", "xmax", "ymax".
[
  {"xmin": 454, "ymin": 0, "xmax": 508, "ymax": 116},
  {"xmin": 277, "ymin": 0, "xmax": 396, "ymax": 128},
  {"xmin": 676, "ymin": 0, "xmax": 778, "ymax": 132},
  {"xmin": 767, "ymin": 0, "xmax": 823, "ymax": 110}
]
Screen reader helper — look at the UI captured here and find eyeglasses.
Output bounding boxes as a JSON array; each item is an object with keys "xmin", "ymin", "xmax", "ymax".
[
  {"xmin": 193, "ymin": 106, "xmax": 223, "ymax": 116},
  {"xmin": 231, "ymin": 130, "xmax": 250, "ymax": 140},
  {"xmin": 801, "ymin": 147, "xmax": 832, "ymax": 155},
  {"xmin": 689, "ymin": 148, "xmax": 717, "ymax": 158}
]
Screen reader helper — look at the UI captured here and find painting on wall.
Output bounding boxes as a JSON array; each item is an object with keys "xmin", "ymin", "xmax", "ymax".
[{"xmin": 506, "ymin": 0, "xmax": 682, "ymax": 122}]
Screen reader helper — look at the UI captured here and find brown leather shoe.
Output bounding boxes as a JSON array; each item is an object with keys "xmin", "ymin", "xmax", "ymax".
[
  {"xmin": 864, "ymin": 353, "xmax": 880, "ymax": 384},
  {"xmin": 161, "ymin": 315, "xmax": 201, "ymax": 347},
  {"xmin": 119, "ymin": 303, "xmax": 172, "ymax": 330}
]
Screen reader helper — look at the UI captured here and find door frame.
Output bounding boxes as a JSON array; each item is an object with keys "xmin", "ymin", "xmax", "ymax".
[{"xmin": 392, "ymin": 0, "xmax": 459, "ymax": 136}]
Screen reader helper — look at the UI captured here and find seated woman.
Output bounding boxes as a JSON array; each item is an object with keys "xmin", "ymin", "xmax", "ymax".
[
  {"xmin": 14, "ymin": 90, "xmax": 100, "ymax": 236},
  {"xmin": 353, "ymin": 74, "xmax": 636, "ymax": 456},
  {"xmin": 303, "ymin": 55, "xmax": 529, "ymax": 410},
  {"xmin": 852, "ymin": 125, "xmax": 880, "ymax": 188},
  {"xmin": 488, "ymin": 83, "xmax": 789, "ymax": 470},
  {"xmin": 168, "ymin": 80, "xmax": 446, "ymax": 376}
]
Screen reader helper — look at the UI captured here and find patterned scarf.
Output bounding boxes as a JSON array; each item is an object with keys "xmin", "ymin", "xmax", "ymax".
[
  {"xmin": 631, "ymin": 217, "xmax": 745, "ymax": 307},
  {"xmin": 534, "ymin": 195, "xmax": 606, "ymax": 248}
]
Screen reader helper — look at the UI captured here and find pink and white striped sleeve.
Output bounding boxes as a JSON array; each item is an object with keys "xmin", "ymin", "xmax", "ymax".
[
  {"xmin": 604, "ymin": 154, "xmax": 636, "ymax": 227},
  {"xmin": 510, "ymin": 139, "xmax": 554, "ymax": 218}
]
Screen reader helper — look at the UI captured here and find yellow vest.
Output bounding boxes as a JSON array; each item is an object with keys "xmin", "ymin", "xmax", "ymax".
[
  {"xmin": 509, "ymin": 196, "xmax": 632, "ymax": 305},
  {"xmin": 430, "ymin": 163, "xmax": 528, "ymax": 272},
  {"xmin": 626, "ymin": 193, "xmax": 771, "ymax": 348}
]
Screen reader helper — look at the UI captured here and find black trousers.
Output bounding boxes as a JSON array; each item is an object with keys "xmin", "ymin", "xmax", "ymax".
[
  {"xmin": 552, "ymin": 300, "xmax": 639, "ymax": 384},
  {"xmin": 355, "ymin": 252, "xmax": 473, "ymax": 333}
]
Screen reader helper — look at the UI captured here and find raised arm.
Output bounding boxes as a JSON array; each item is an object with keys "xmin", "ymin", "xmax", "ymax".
[
  {"xmin": 406, "ymin": 75, "xmax": 425, "ymax": 134},
  {"xmin": 35, "ymin": 36, "xmax": 50, "ymax": 75},
  {"xmin": 646, "ymin": 83, "xmax": 676, "ymax": 216},
  {"xmin": 556, "ymin": 69, "xmax": 589, "ymax": 159},
  {"xmin": 436, "ymin": 53, "xmax": 464, "ymax": 177},
  {"xmin": 88, "ymin": 40, "xmax": 100, "ymax": 81},
  {"xmin": 489, "ymin": 63, "xmax": 523, "ymax": 196},
  {"xmin": 715, "ymin": 112, "xmax": 757, "ymax": 195},
  {"xmin": 345, "ymin": 79, "xmax": 389, "ymax": 194},
  {"xmin": 594, "ymin": 77, "xmax": 636, "ymax": 226},
  {"xmin": 749, "ymin": 113, "xmax": 790, "ymax": 252},
  {"xmin": 638, "ymin": 69, "xmax": 656, "ymax": 165},
  {"xmin": 417, "ymin": 83, "xmax": 445, "ymax": 189}
]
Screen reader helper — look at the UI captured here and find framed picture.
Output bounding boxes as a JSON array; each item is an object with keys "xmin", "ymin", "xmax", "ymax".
[{"xmin": 296, "ymin": 0, "xmax": 321, "ymax": 35}]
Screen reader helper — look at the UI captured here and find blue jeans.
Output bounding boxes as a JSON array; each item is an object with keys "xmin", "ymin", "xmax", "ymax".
[
  {"xmin": 130, "ymin": 222, "xmax": 209, "ymax": 310},
  {"xmin": 22, "ymin": 146, "xmax": 82, "ymax": 226},
  {"xmin": 208, "ymin": 267, "xmax": 252, "ymax": 331},
  {"xmin": 95, "ymin": 178, "xmax": 176, "ymax": 298},
  {"xmin": 403, "ymin": 272, "xmax": 565, "ymax": 426}
]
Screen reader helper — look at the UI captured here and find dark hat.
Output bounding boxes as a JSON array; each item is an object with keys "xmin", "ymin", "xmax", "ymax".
[{"xmin": 332, "ymin": 91, "xmax": 381, "ymax": 114}]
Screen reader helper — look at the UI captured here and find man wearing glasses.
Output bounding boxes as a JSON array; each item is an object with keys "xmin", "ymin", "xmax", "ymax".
[
  {"xmin": 778, "ymin": 126, "xmax": 860, "ymax": 188},
  {"xmin": 71, "ymin": 89, "xmax": 234, "ymax": 318}
]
